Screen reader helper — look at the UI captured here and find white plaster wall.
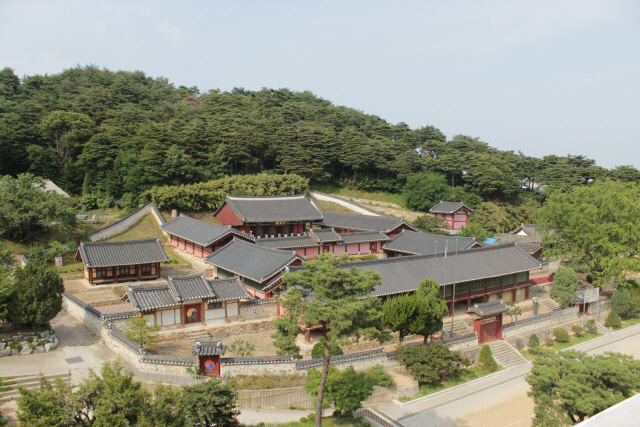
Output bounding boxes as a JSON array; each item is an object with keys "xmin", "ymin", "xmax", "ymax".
[
  {"xmin": 205, "ymin": 308, "xmax": 225, "ymax": 320},
  {"xmin": 227, "ymin": 302, "xmax": 238, "ymax": 316}
]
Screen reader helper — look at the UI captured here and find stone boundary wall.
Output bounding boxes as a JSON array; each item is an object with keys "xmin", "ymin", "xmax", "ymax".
[
  {"xmin": 503, "ymin": 307, "xmax": 578, "ymax": 338},
  {"xmin": 89, "ymin": 203, "xmax": 165, "ymax": 241},
  {"xmin": 160, "ymin": 263, "xmax": 194, "ymax": 276},
  {"xmin": 62, "ymin": 292, "xmax": 104, "ymax": 335},
  {"xmin": 239, "ymin": 299, "xmax": 278, "ymax": 320},
  {"xmin": 310, "ymin": 191, "xmax": 383, "ymax": 216}
]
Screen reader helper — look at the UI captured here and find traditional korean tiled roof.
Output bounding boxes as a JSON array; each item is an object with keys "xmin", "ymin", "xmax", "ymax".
[
  {"xmin": 429, "ymin": 201, "xmax": 473, "ymax": 214},
  {"xmin": 339, "ymin": 231, "xmax": 390, "ymax": 244},
  {"xmin": 141, "ymin": 355, "xmax": 196, "ymax": 366},
  {"xmin": 160, "ymin": 214, "xmax": 255, "ymax": 246},
  {"xmin": 316, "ymin": 212, "xmax": 417, "ymax": 234},
  {"xmin": 216, "ymin": 194, "xmax": 324, "ymax": 224},
  {"xmin": 256, "ymin": 234, "xmax": 319, "ymax": 249},
  {"xmin": 295, "ymin": 348, "xmax": 386, "ymax": 369},
  {"xmin": 345, "ymin": 243, "xmax": 542, "ymax": 298},
  {"xmin": 262, "ymin": 273, "xmax": 285, "ymax": 292},
  {"xmin": 167, "ymin": 273, "xmax": 214, "ymax": 302},
  {"xmin": 383, "ymin": 230, "xmax": 480, "ymax": 256},
  {"xmin": 192, "ymin": 340, "xmax": 227, "ymax": 356},
  {"xmin": 75, "ymin": 238, "xmax": 169, "ymax": 268},
  {"xmin": 221, "ymin": 355, "xmax": 295, "ymax": 365},
  {"xmin": 204, "ymin": 238, "xmax": 305, "ymax": 283},
  {"xmin": 124, "ymin": 284, "xmax": 179, "ymax": 312},
  {"xmin": 467, "ymin": 300, "xmax": 510, "ymax": 317},
  {"xmin": 309, "ymin": 228, "xmax": 342, "ymax": 244}
]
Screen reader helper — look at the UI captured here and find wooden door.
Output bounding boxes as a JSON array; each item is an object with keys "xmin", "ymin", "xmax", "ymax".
[
  {"xmin": 184, "ymin": 303, "xmax": 201, "ymax": 324},
  {"xmin": 482, "ymin": 322, "xmax": 499, "ymax": 343},
  {"xmin": 199, "ymin": 355, "xmax": 220, "ymax": 377}
]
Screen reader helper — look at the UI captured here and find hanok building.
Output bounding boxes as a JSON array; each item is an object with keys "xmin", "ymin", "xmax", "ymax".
[
  {"xmin": 213, "ymin": 194, "xmax": 324, "ymax": 238},
  {"xmin": 345, "ymin": 243, "xmax": 541, "ymax": 316},
  {"xmin": 75, "ymin": 239, "xmax": 169, "ymax": 285},
  {"xmin": 255, "ymin": 228, "xmax": 389, "ymax": 259},
  {"xmin": 383, "ymin": 230, "xmax": 483, "ymax": 258},
  {"xmin": 123, "ymin": 273, "xmax": 251, "ymax": 327},
  {"xmin": 493, "ymin": 223, "xmax": 546, "ymax": 259},
  {"xmin": 429, "ymin": 201, "xmax": 474, "ymax": 231},
  {"xmin": 204, "ymin": 238, "xmax": 305, "ymax": 298},
  {"xmin": 315, "ymin": 212, "xmax": 417, "ymax": 238},
  {"xmin": 160, "ymin": 214, "xmax": 255, "ymax": 259}
]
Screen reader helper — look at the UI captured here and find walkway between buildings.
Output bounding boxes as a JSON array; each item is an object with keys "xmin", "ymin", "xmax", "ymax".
[{"xmin": 375, "ymin": 323, "xmax": 640, "ymax": 427}]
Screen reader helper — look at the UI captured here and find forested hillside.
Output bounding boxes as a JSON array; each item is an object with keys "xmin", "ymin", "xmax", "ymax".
[{"xmin": 1, "ymin": 65, "xmax": 637, "ymax": 212}]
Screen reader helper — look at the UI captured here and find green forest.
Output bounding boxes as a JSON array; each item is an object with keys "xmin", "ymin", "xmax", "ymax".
[{"xmin": 1, "ymin": 65, "xmax": 638, "ymax": 214}]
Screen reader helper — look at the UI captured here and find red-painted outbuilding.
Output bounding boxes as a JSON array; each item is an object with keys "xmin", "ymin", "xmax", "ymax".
[{"xmin": 429, "ymin": 201, "xmax": 473, "ymax": 231}]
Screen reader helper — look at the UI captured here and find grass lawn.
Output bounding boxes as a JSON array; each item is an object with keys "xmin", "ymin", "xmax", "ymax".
[
  {"xmin": 161, "ymin": 210, "xmax": 223, "ymax": 224},
  {"xmin": 316, "ymin": 200, "xmax": 360, "ymax": 215},
  {"xmin": 1, "ymin": 221, "xmax": 104, "ymax": 256},
  {"xmin": 312, "ymin": 184, "xmax": 407, "ymax": 208},
  {"xmin": 621, "ymin": 316, "xmax": 640, "ymax": 329},
  {"xmin": 520, "ymin": 332, "xmax": 602, "ymax": 359},
  {"xmin": 56, "ymin": 252, "xmax": 84, "ymax": 276},
  {"xmin": 398, "ymin": 367, "xmax": 497, "ymax": 402}
]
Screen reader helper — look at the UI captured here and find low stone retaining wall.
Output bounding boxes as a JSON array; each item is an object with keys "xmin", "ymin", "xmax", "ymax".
[
  {"xmin": 157, "ymin": 318, "xmax": 276, "ymax": 342},
  {"xmin": 503, "ymin": 307, "xmax": 578, "ymax": 338},
  {"xmin": 89, "ymin": 203, "xmax": 166, "ymax": 242}
]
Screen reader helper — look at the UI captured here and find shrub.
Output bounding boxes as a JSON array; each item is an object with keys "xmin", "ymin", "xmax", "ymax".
[
  {"xmin": 553, "ymin": 328, "xmax": 570, "ymax": 343},
  {"xmin": 299, "ymin": 417, "xmax": 308, "ymax": 423},
  {"xmin": 571, "ymin": 325, "xmax": 584, "ymax": 337},
  {"xmin": 307, "ymin": 413, "xmax": 315, "ymax": 422},
  {"xmin": 395, "ymin": 342, "xmax": 470, "ymax": 383},
  {"xmin": 311, "ymin": 339, "xmax": 343, "ymax": 359},
  {"xmin": 543, "ymin": 337, "xmax": 553, "ymax": 347},
  {"xmin": 586, "ymin": 274, "xmax": 594, "ymax": 283},
  {"xmin": 605, "ymin": 311, "xmax": 622, "ymax": 329},
  {"xmin": 478, "ymin": 344, "xmax": 498, "ymax": 372},
  {"xmin": 528, "ymin": 334, "xmax": 540, "ymax": 350},
  {"xmin": 227, "ymin": 339, "xmax": 256, "ymax": 357},
  {"xmin": 365, "ymin": 365, "xmax": 396, "ymax": 388},
  {"xmin": 585, "ymin": 319, "xmax": 598, "ymax": 334},
  {"xmin": 611, "ymin": 287, "xmax": 632, "ymax": 318}
]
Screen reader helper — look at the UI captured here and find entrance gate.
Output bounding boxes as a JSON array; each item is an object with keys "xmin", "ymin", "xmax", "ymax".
[{"xmin": 468, "ymin": 300, "xmax": 510, "ymax": 344}]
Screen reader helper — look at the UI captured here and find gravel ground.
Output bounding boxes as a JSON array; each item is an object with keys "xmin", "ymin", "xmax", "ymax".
[{"xmin": 149, "ymin": 333, "xmax": 278, "ymax": 358}]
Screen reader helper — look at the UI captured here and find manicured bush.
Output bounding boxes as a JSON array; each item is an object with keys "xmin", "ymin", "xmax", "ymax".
[
  {"xmin": 528, "ymin": 334, "xmax": 540, "ymax": 350},
  {"xmin": 365, "ymin": 365, "xmax": 396, "ymax": 388},
  {"xmin": 553, "ymin": 328, "xmax": 570, "ymax": 343},
  {"xmin": 396, "ymin": 342, "xmax": 470, "ymax": 383},
  {"xmin": 543, "ymin": 337, "xmax": 554, "ymax": 347},
  {"xmin": 585, "ymin": 319, "xmax": 598, "ymax": 334},
  {"xmin": 299, "ymin": 417, "xmax": 308, "ymax": 423},
  {"xmin": 611, "ymin": 287, "xmax": 632, "ymax": 318},
  {"xmin": 478, "ymin": 344, "xmax": 498, "ymax": 372},
  {"xmin": 605, "ymin": 311, "xmax": 622, "ymax": 329},
  {"xmin": 586, "ymin": 274, "xmax": 594, "ymax": 284},
  {"xmin": 571, "ymin": 325, "xmax": 584, "ymax": 337},
  {"xmin": 307, "ymin": 413, "xmax": 315, "ymax": 422}
]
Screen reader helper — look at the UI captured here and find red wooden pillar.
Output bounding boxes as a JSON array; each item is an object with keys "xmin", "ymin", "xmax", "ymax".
[
  {"xmin": 304, "ymin": 323, "xmax": 311, "ymax": 343},
  {"xmin": 512, "ymin": 289, "xmax": 517, "ymax": 302},
  {"xmin": 525, "ymin": 286, "xmax": 530, "ymax": 300}
]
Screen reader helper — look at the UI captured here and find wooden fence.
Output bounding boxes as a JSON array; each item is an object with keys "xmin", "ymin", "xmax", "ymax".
[{"xmin": 237, "ymin": 386, "xmax": 394, "ymax": 409}]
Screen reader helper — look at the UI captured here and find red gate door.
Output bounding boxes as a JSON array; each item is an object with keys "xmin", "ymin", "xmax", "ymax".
[
  {"xmin": 482, "ymin": 322, "xmax": 499, "ymax": 343},
  {"xmin": 200, "ymin": 355, "xmax": 221, "ymax": 377},
  {"xmin": 184, "ymin": 303, "xmax": 201, "ymax": 324}
]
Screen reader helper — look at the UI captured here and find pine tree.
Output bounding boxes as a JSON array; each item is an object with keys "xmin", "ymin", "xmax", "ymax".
[
  {"xmin": 528, "ymin": 334, "xmax": 540, "ymax": 350},
  {"xmin": 604, "ymin": 311, "xmax": 622, "ymax": 329},
  {"xmin": 611, "ymin": 287, "xmax": 631, "ymax": 318},
  {"xmin": 478, "ymin": 344, "xmax": 498, "ymax": 372}
]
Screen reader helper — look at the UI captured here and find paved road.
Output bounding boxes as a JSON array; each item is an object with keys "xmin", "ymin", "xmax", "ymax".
[
  {"xmin": 377, "ymin": 324, "xmax": 640, "ymax": 427},
  {"xmin": 51, "ymin": 310, "xmax": 99, "ymax": 347}
]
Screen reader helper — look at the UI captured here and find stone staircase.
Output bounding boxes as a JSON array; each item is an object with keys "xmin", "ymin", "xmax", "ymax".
[
  {"xmin": 442, "ymin": 318, "xmax": 473, "ymax": 337},
  {"xmin": 0, "ymin": 373, "xmax": 70, "ymax": 402},
  {"xmin": 185, "ymin": 329, "xmax": 212, "ymax": 341},
  {"xmin": 488, "ymin": 340, "xmax": 529, "ymax": 369},
  {"xmin": 540, "ymin": 298, "xmax": 560, "ymax": 312}
]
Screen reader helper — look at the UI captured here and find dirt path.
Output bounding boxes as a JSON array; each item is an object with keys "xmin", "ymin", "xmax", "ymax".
[{"xmin": 346, "ymin": 197, "xmax": 427, "ymax": 221}]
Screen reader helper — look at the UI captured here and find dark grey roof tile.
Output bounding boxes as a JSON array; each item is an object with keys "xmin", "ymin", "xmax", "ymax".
[
  {"xmin": 467, "ymin": 300, "xmax": 510, "ymax": 317},
  {"xmin": 255, "ymin": 235, "xmax": 319, "ymax": 249},
  {"xmin": 316, "ymin": 212, "xmax": 417, "ymax": 233},
  {"xmin": 383, "ymin": 230, "xmax": 479, "ymax": 255},
  {"xmin": 309, "ymin": 228, "xmax": 342, "ymax": 243},
  {"xmin": 429, "ymin": 201, "xmax": 473, "ymax": 214},
  {"xmin": 192, "ymin": 340, "xmax": 227, "ymax": 356},
  {"xmin": 161, "ymin": 215, "xmax": 255, "ymax": 246},
  {"xmin": 346, "ymin": 243, "xmax": 542, "ymax": 298},
  {"xmin": 126, "ymin": 284, "xmax": 178, "ymax": 312},
  {"xmin": 204, "ymin": 239, "xmax": 304, "ymax": 282},
  {"xmin": 218, "ymin": 194, "xmax": 324, "ymax": 223},
  {"xmin": 76, "ymin": 239, "xmax": 169, "ymax": 268}
]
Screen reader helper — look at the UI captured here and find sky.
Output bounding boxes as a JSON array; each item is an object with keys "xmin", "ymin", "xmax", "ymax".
[{"xmin": 1, "ymin": 1, "xmax": 639, "ymax": 169}]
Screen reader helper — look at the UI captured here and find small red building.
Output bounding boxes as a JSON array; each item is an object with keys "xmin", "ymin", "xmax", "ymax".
[
  {"xmin": 315, "ymin": 212, "xmax": 417, "ymax": 238},
  {"xmin": 213, "ymin": 194, "xmax": 324, "ymax": 238},
  {"xmin": 429, "ymin": 201, "xmax": 473, "ymax": 231},
  {"xmin": 383, "ymin": 230, "xmax": 483, "ymax": 257},
  {"xmin": 161, "ymin": 214, "xmax": 255, "ymax": 259},
  {"xmin": 467, "ymin": 300, "xmax": 510, "ymax": 344},
  {"xmin": 192, "ymin": 340, "xmax": 226, "ymax": 377}
]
